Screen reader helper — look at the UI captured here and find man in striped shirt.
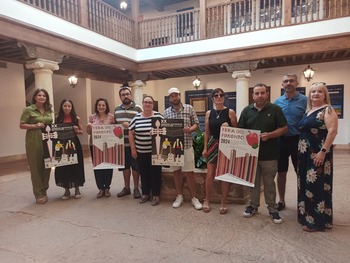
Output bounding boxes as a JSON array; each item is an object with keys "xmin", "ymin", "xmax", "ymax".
[
  {"xmin": 164, "ymin": 87, "xmax": 203, "ymax": 210},
  {"xmin": 114, "ymin": 87, "xmax": 143, "ymax": 199}
]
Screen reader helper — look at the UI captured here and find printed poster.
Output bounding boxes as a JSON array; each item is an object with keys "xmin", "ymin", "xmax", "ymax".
[
  {"xmin": 215, "ymin": 126, "xmax": 260, "ymax": 187},
  {"xmin": 42, "ymin": 123, "xmax": 78, "ymax": 168},
  {"xmin": 151, "ymin": 119, "xmax": 184, "ymax": 166},
  {"xmin": 92, "ymin": 124, "xmax": 125, "ymax": 169}
]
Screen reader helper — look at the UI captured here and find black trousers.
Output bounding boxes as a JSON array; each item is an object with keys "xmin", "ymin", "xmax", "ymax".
[
  {"xmin": 137, "ymin": 152, "xmax": 162, "ymax": 196},
  {"xmin": 90, "ymin": 146, "xmax": 113, "ymax": 190}
]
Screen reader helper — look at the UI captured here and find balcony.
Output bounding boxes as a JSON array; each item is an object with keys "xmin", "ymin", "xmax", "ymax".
[{"xmin": 0, "ymin": 0, "xmax": 349, "ymax": 82}]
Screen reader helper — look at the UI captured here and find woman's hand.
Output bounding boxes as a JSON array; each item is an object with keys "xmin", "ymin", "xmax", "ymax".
[
  {"xmin": 202, "ymin": 149, "xmax": 207, "ymax": 158},
  {"xmin": 312, "ymin": 151, "xmax": 326, "ymax": 167}
]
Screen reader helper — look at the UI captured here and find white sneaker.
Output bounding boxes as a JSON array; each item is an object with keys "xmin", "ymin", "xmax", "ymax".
[
  {"xmin": 172, "ymin": 195, "xmax": 183, "ymax": 208},
  {"xmin": 191, "ymin": 197, "xmax": 203, "ymax": 210}
]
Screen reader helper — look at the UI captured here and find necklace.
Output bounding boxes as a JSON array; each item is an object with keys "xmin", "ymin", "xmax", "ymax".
[{"xmin": 215, "ymin": 109, "xmax": 223, "ymax": 119}]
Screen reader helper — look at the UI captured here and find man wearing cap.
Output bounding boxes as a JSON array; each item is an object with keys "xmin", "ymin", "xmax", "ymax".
[
  {"xmin": 164, "ymin": 87, "xmax": 203, "ymax": 210},
  {"xmin": 114, "ymin": 87, "xmax": 143, "ymax": 199}
]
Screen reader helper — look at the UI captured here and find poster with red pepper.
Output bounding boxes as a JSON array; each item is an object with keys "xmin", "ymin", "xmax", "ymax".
[
  {"xmin": 92, "ymin": 124, "xmax": 125, "ymax": 169},
  {"xmin": 215, "ymin": 126, "xmax": 260, "ymax": 187}
]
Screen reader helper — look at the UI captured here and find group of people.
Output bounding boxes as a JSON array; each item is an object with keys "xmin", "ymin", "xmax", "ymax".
[{"xmin": 20, "ymin": 73, "xmax": 338, "ymax": 232}]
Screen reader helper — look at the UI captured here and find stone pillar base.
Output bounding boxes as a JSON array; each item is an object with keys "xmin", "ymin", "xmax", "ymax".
[{"xmin": 160, "ymin": 168, "xmax": 250, "ymax": 204}]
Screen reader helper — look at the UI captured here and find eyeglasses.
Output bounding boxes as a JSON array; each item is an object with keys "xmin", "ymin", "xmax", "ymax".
[
  {"xmin": 120, "ymin": 93, "xmax": 130, "ymax": 97},
  {"xmin": 143, "ymin": 101, "xmax": 153, "ymax": 104},
  {"xmin": 282, "ymin": 79, "xmax": 296, "ymax": 84},
  {"xmin": 213, "ymin": 94, "xmax": 225, "ymax": 98},
  {"xmin": 312, "ymin": 82, "xmax": 327, "ymax": 86}
]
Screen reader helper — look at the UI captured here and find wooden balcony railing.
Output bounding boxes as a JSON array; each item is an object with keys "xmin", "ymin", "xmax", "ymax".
[{"xmin": 19, "ymin": 0, "xmax": 349, "ymax": 49}]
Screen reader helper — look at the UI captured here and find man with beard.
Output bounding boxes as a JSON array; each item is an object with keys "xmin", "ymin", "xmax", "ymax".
[
  {"xmin": 164, "ymin": 87, "xmax": 202, "ymax": 210},
  {"xmin": 239, "ymin": 83, "xmax": 287, "ymax": 224},
  {"xmin": 274, "ymin": 74, "xmax": 307, "ymax": 211},
  {"xmin": 114, "ymin": 87, "xmax": 143, "ymax": 198}
]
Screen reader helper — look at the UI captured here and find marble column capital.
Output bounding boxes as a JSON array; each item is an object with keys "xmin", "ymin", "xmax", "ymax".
[
  {"xmin": 231, "ymin": 70, "xmax": 252, "ymax": 80},
  {"xmin": 25, "ymin": 59, "xmax": 59, "ymax": 71},
  {"xmin": 130, "ymin": 80, "xmax": 147, "ymax": 89}
]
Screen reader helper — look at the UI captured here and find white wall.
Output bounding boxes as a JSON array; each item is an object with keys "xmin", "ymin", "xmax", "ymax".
[
  {"xmin": 0, "ymin": 60, "xmax": 349, "ymax": 160},
  {"xmin": 0, "ymin": 62, "xmax": 26, "ymax": 158}
]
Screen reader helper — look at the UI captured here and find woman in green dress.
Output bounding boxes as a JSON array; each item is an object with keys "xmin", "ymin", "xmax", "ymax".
[{"xmin": 20, "ymin": 89, "xmax": 53, "ymax": 204}]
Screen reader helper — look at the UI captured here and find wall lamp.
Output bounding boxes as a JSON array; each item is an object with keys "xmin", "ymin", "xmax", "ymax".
[
  {"xmin": 120, "ymin": 1, "xmax": 127, "ymax": 10},
  {"xmin": 68, "ymin": 75, "xmax": 78, "ymax": 88},
  {"xmin": 192, "ymin": 76, "xmax": 201, "ymax": 89},
  {"xmin": 303, "ymin": 64, "xmax": 315, "ymax": 82}
]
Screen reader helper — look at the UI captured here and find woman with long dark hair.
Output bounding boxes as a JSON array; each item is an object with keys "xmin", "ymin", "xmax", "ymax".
[
  {"xmin": 20, "ymin": 88, "xmax": 53, "ymax": 204},
  {"xmin": 55, "ymin": 99, "xmax": 85, "ymax": 200}
]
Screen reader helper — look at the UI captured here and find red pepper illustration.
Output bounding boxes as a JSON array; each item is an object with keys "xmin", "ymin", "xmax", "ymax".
[
  {"xmin": 246, "ymin": 131, "xmax": 259, "ymax": 149},
  {"xmin": 113, "ymin": 126, "xmax": 123, "ymax": 139}
]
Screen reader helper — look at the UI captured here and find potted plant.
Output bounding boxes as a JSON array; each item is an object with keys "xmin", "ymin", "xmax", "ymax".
[{"xmin": 192, "ymin": 128, "xmax": 207, "ymax": 169}]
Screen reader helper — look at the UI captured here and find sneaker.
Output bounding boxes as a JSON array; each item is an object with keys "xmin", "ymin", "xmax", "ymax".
[
  {"xmin": 270, "ymin": 212, "xmax": 283, "ymax": 224},
  {"xmin": 191, "ymin": 197, "xmax": 203, "ymax": 210},
  {"xmin": 61, "ymin": 189, "xmax": 70, "ymax": 200},
  {"xmin": 243, "ymin": 206, "xmax": 257, "ymax": 218},
  {"xmin": 133, "ymin": 188, "xmax": 141, "ymax": 199},
  {"xmin": 277, "ymin": 201, "xmax": 285, "ymax": 211},
  {"xmin": 75, "ymin": 188, "xmax": 82, "ymax": 199},
  {"xmin": 172, "ymin": 195, "xmax": 183, "ymax": 208},
  {"xmin": 117, "ymin": 187, "xmax": 131, "ymax": 197}
]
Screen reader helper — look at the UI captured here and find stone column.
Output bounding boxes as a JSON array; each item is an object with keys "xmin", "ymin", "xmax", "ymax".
[
  {"xmin": 232, "ymin": 70, "xmax": 251, "ymax": 116},
  {"xmin": 26, "ymin": 58, "xmax": 59, "ymax": 110},
  {"xmin": 222, "ymin": 60, "xmax": 261, "ymax": 116},
  {"xmin": 130, "ymin": 80, "xmax": 146, "ymax": 106}
]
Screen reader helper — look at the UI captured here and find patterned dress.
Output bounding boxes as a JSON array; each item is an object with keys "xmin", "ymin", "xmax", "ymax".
[{"xmin": 297, "ymin": 106, "xmax": 333, "ymax": 230}]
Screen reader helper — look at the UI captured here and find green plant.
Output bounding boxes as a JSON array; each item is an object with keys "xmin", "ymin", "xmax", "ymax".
[{"xmin": 192, "ymin": 128, "xmax": 207, "ymax": 169}]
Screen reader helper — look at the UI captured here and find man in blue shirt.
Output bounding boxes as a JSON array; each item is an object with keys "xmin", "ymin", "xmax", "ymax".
[{"xmin": 274, "ymin": 74, "xmax": 307, "ymax": 210}]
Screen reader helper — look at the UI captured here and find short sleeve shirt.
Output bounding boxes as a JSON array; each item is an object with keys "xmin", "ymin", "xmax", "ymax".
[
  {"xmin": 274, "ymin": 92, "xmax": 307, "ymax": 136},
  {"xmin": 238, "ymin": 103, "xmax": 287, "ymax": 160},
  {"xmin": 114, "ymin": 102, "xmax": 143, "ymax": 147},
  {"xmin": 164, "ymin": 104, "xmax": 199, "ymax": 149}
]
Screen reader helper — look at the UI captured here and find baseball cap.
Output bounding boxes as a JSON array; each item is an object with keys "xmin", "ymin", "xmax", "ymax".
[{"xmin": 168, "ymin": 87, "xmax": 180, "ymax": 96}]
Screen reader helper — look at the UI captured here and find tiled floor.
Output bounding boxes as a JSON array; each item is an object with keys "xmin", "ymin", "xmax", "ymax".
[{"xmin": 0, "ymin": 147, "xmax": 349, "ymax": 262}]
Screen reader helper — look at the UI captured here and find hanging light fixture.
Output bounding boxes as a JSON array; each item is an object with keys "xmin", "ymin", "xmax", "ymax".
[
  {"xmin": 303, "ymin": 64, "xmax": 315, "ymax": 82},
  {"xmin": 192, "ymin": 76, "xmax": 201, "ymax": 89},
  {"xmin": 68, "ymin": 75, "xmax": 78, "ymax": 88},
  {"xmin": 120, "ymin": 1, "xmax": 127, "ymax": 10}
]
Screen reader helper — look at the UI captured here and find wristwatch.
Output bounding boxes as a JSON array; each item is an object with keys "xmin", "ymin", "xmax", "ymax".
[{"xmin": 321, "ymin": 148, "xmax": 327, "ymax": 153}]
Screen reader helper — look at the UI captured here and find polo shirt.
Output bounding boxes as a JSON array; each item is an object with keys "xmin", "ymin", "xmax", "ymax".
[{"xmin": 238, "ymin": 102, "xmax": 287, "ymax": 161}]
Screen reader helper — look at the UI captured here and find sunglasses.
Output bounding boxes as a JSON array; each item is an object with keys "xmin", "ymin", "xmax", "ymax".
[{"xmin": 213, "ymin": 94, "xmax": 225, "ymax": 98}]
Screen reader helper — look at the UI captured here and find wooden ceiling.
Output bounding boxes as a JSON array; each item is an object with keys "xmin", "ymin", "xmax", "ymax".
[{"xmin": 1, "ymin": 35, "xmax": 350, "ymax": 84}]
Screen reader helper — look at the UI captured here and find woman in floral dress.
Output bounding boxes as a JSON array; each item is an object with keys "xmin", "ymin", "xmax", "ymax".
[{"xmin": 297, "ymin": 82, "xmax": 338, "ymax": 232}]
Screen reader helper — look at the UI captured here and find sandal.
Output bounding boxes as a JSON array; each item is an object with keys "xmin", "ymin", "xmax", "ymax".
[
  {"xmin": 36, "ymin": 197, "xmax": 47, "ymax": 204},
  {"xmin": 219, "ymin": 207, "xmax": 228, "ymax": 215},
  {"xmin": 202, "ymin": 202, "xmax": 210, "ymax": 213}
]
